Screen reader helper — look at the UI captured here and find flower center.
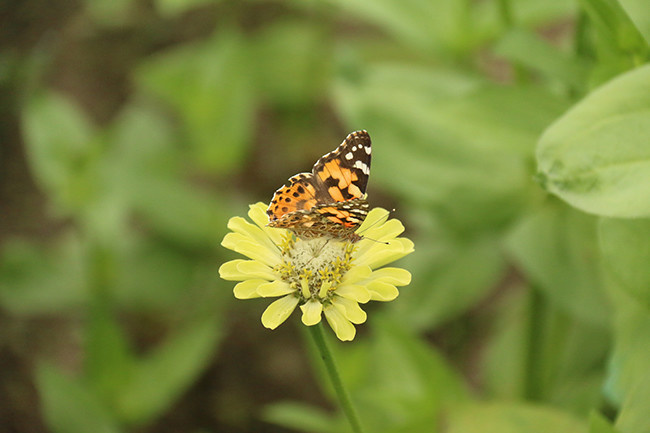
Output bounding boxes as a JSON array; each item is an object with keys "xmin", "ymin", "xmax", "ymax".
[{"xmin": 275, "ymin": 234, "xmax": 355, "ymax": 302}]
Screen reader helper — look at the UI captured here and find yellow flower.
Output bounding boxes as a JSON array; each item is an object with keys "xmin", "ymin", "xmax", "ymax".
[{"xmin": 219, "ymin": 203, "xmax": 414, "ymax": 341}]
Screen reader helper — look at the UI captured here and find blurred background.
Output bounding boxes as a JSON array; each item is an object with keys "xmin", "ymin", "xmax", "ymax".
[{"xmin": 1, "ymin": 0, "xmax": 648, "ymax": 432}]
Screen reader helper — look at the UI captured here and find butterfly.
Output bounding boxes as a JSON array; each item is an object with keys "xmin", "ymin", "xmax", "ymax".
[{"xmin": 266, "ymin": 130, "xmax": 371, "ymax": 242}]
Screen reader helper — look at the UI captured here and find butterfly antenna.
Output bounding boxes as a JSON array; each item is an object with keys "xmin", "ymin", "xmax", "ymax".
[{"xmin": 356, "ymin": 209, "xmax": 394, "ymax": 245}]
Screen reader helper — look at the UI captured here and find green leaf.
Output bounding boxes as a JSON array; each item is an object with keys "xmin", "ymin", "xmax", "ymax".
[
  {"xmin": 599, "ymin": 218, "xmax": 650, "ymax": 307},
  {"xmin": 251, "ymin": 21, "xmax": 332, "ymax": 106},
  {"xmin": 85, "ymin": 299, "xmax": 134, "ymax": 409},
  {"xmin": 115, "ymin": 317, "xmax": 222, "ymax": 425},
  {"xmin": 494, "ymin": 29, "xmax": 588, "ymax": 89},
  {"xmin": 0, "ymin": 237, "xmax": 87, "ymax": 313},
  {"xmin": 391, "ymin": 234, "xmax": 505, "ymax": 331},
  {"xmin": 446, "ymin": 402, "xmax": 588, "ymax": 433},
  {"xmin": 537, "ymin": 64, "xmax": 650, "ymax": 217},
  {"xmin": 505, "ymin": 204, "xmax": 610, "ymax": 325},
  {"xmin": 619, "ymin": 0, "xmax": 650, "ymax": 44},
  {"xmin": 579, "ymin": 0, "xmax": 649, "ymax": 61},
  {"xmin": 154, "ymin": 0, "xmax": 220, "ymax": 16},
  {"xmin": 263, "ymin": 402, "xmax": 336, "ymax": 433},
  {"xmin": 36, "ymin": 363, "xmax": 122, "ymax": 433},
  {"xmin": 136, "ymin": 31, "xmax": 254, "ymax": 173},
  {"xmin": 21, "ymin": 92, "xmax": 99, "ymax": 212},
  {"xmin": 589, "ymin": 411, "xmax": 621, "ymax": 433},
  {"xmin": 351, "ymin": 316, "xmax": 469, "ymax": 432},
  {"xmin": 606, "ymin": 292, "xmax": 650, "ymax": 433}
]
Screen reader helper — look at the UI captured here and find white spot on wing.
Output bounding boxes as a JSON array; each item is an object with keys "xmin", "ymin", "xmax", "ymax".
[
  {"xmin": 353, "ymin": 160, "xmax": 370, "ymax": 175},
  {"xmin": 365, "ymin": 146, "xmax": 371, "ymax": 154},
  {"xmin": 345, "ymin": 152, "xmax": 354, "ymax": 160}
]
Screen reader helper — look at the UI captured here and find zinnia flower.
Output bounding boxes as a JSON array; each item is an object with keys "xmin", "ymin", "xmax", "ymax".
[{"xmin": 219, "ymin": 202, "xmax": 414, "ymax": 341}]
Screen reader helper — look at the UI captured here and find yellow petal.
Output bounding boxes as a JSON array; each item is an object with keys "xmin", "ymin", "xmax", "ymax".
[
  {"xmin": 354, "ymin": 238, "xmax": 414, "ymax": 269},
  {"xmin": 233, "ymin": 279, "xmax": 266, "ymax": 299},
  {"xmin": 222, "ymin": 233, "xmax": 281, "ymax": 267},
  {"xmin": 261, "ymin": 295, "xmax": 299, "ymax": 329},
  {"xmin": 300, "ymin": 299, "xmax": 323, "ymax": 326},
  {"xmin": 333, "ymin": 283, "xmax": 371, "ymax": 303},
  {"xmin": 233, "ymin": 260, "xmax": 277, "ymax": 280},
  {"xmin": 340, "ymin": 265, "xmax": 372, "ymax": 285},
  {"xmin": 359, "ymin": 218, "xmax": 405, "ymax": 243},
  {"xmin": 257, "ymin": 280, "xmax": 295, "ymax": 297},
  {"xmin": 357, "ymin": 208, "xmax": 389, "ymax": 233},
  {"xmin": 227, "ymin": 216, "xmax": 280, "ymax": 254},
  {"xmin": 248, "ymin": 202, "xmax": 286, "ymax": 245},
  {"xmin": 366, "ymin": 281, "xmax": 399, "ymax": 301},
  {"xmin": 219, "ymin": 259, "xmax": 251, "ymax": 281},
  {"xmin": 331, "ymin": 296, "xmax": 367, "ymax": 324},
  {"xmin": 323, "ymin": 305, "xmax": 356, "ymax": 341},
  {"xmin": 364, "ymin": 267, "xmax": 412, "ymax": 286}
]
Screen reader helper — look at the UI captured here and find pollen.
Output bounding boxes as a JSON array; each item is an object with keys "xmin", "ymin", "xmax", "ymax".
[{"xmin": 274, "ymin": 233, "xmax": 355, "ymax": 302}]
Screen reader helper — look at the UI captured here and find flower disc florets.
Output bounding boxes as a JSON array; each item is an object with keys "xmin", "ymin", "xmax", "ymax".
[{"xmin": 219, "ymin": 202, "xmax": 414, "ymax": 341}]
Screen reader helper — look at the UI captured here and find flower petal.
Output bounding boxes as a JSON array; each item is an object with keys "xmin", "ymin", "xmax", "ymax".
[
  {"xmin": 324, "ymin": 305, "xmax": 356, "ymax": 341},
  {"xmin": 333, "ymin": 283, "xmax": 371, "ymax": 303},
  {"xmin": 219, "ymin": 259, "xmax": 251, "ymax": 281},
  {"xmin": 354, "ymin": 238, "xmax": 414, "ymax": 269},
  {"xmin": 366, "ymin": 281, "xmax": 399, "ymax": 301},
  {"xmin": 233, "ymin": 279, "xmax": 266, "ymax": 299},
  {"xmin": 222, "ymin": 233, "xmax": 281, "ymax": 267},
  {"xmin": 340, "ymin": 265, "xmax": 372, "ymax": 285},
  {"xmin": 236, "ymin": 260, "xmax": 278, "ymax": 280},
  {"xmin": 248, "ymin": 202, "xmax": 286, "ymax": 245},
  {"xmin": 257, "ymin": 280, "xmax": 295, "ymax": 297},
  {"xmin": 331, "ymin": 296, "xmax": 367, "ymax": 324},
  {"xmin": 227, "ymin": 216, "xmax": 280, "ymax": 255},
  {"xmin": 300, "ymin": 299, "xmax": 323, "ymax": 326},
  {"xmin": 261, "ymin": 295, "xmax": 299, "ymax": 329},
  {"xmin": 357, "ymin": 208, "xmax": 390, "ymax": 233},
  {"xmin": 364, "ymin": 267, "xmax": 412, "ymax": 286}
]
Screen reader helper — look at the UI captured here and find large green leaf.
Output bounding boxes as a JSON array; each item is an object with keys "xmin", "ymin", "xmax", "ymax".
[
  {"xmin": 446, "ymin": 402, "xmax": 588, "ymax": 433},
  {"xmin": 22, "ymin": 92, "xmax": 99, "ymax": 213},
  {"xmin": 537, "ymin": 65, "xmax": 650, "ymax": 217},
  {"xmin": 391, "ymin": 234, "xmax": 505, "ymax": 331},
  {"xmin": 37, "ymin": 363, "xmax": 122, "ymax": 433},
  {"xmin": 606, "ymin": 292, "xmax": 650, "ymax": 433},
  {"xmin": 115, "ymin": 317, "xmax": 222, "ymax": 425},
  {"xmin": 136, "ymin": 31, "xmax": 254, "ymax": 173},
  {"xmin": 599, "ymin": 218, "xmax": 650, "ymax": 307},
  {"xmin": 505, "ymin": 204, "xmax": 610, "ymax": 325}
]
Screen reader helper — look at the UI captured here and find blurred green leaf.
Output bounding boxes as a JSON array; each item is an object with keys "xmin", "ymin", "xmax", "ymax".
[
  {"xmin": 446, "ymin": 402, "xmax": 588, "ymax": 433},
  {"xmin": 606, "ymin": 292, "xmax": 650, "ymax": 433},
  {"xmin": 494, "ymin": 29, "xmax": 588, "ymax": 89},
  {"xmin": 619, "ymin": 0, "xmax": 650, "ymax": 43},
  {"xmin": 37, "ymin": 363, "xmax": 122, "ymax": 433},
  {"xmin": 22, "ymin": 92, "xmax": 99, "ymax": 213},
  {"xmin": 506, "ymin": 204, "xmax": 610, "ymax": 325},
  {"xmin": 85, "ymin": 299, "xmax": 135, "ymax": 409},
  {"xmin": 599, "ymin": 218, "xmax": 650, "ymax": 307},
  {"xmin": 116, "ymin": 317, "xmax": 222, "ymax": 424},
  {"xmin": 251, "ymin": 21, "xmax": 332, "ymax": 106},
  {"xmin": 136, "ymin": 31, "xmax": 254, "ymax": 173},
  {"xmin": 579, "ymin": 0, "xmax": 649, "ymax": 61},
  {"xmin": 392, "ymin": 234, "xmax": 505, "ymax": 331},
  {"xmin": 337, "ymin": 63, "xmax": 568, "ymax": 232},
  {"xmin": 154, "ymin": 0, "xmax": 220, "ymax": 16},
  {"xmin": 537, "ymin": 64, "xmax": 650, "ymax": 217},
  {"xmin": 263, "ymin": 402, "xmax": 336, "ymax": 433},
  {"xmin": 590, "ymin": 412, "xmax": 621, "ymax": 433},
  {"xmin": 0, "ymin": 237, "xmax": 87, "ymax": 313},
  {"xmin": 351, "ymin": 316, "xmax": 468, "ymax": 432}
]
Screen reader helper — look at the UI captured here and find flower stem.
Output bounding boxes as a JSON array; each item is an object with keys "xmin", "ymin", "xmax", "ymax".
[{"xmin": 309, "ymin": 323, "xmax": 364, "ymax": 433}]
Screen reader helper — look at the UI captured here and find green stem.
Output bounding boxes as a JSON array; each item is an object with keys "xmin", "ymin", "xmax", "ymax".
[
  {"xmin": 523, "ymin": 287, "xmax": 546, "ymax": 401},
  {"xmin": 309, "ymin": 323, "xmax": 364, "ymax": 433}
]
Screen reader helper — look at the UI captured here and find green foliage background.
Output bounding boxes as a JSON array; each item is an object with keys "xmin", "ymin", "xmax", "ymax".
[{"xmin": 1, "ymin": 0, "xmax": 650, "ymax": 432}]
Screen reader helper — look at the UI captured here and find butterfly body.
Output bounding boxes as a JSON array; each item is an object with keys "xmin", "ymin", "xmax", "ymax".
[{"xmin": 266, "ymin": 130, "xmax": 372, "ymax": 242}]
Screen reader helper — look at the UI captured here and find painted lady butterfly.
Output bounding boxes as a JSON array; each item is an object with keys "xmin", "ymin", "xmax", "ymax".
[{"xmin": 266, "ymin": 130, "xmax": 372, "ymax": 242}]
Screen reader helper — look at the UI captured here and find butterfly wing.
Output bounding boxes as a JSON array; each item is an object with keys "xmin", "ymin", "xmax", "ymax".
[{"xmin": 266, "ymin": 130, "xmax": 372, "ymax": 222}]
